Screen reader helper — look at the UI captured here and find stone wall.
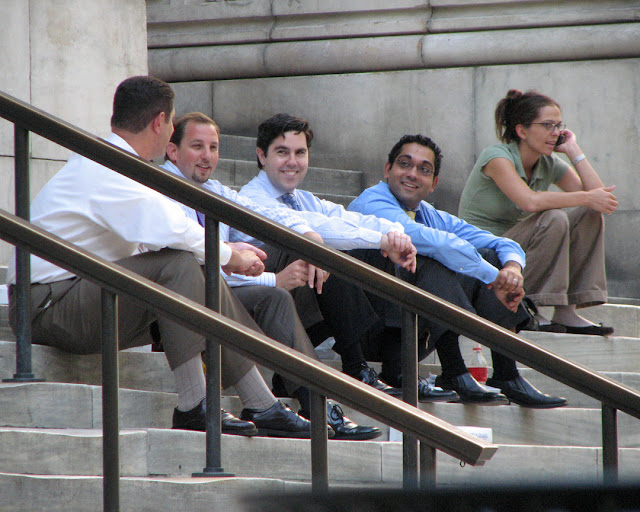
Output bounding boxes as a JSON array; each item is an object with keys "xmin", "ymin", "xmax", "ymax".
[
  {"xmin": 0, "ymin": 0, "xmax": 149, "ymax": 269},
  {"xmin": 147, "ymin": 0, "xmax": 640, "ymax": 297}
]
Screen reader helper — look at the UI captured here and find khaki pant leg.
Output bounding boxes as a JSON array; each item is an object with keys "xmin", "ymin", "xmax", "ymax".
[
  {"xmin": 566, "ymin": 207, "xmax": 607, "ymax": 307},
  {"xmin": 504, "ymin": 210, "xmax": 570, "ymax": 306},
  {"xmin": 10, "ymin": 249, "xmax": 206, "ymax": 370}
]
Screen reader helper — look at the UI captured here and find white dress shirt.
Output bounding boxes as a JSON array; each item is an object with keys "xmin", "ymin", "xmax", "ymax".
[{"xmin": 7, "ymin": 133, "xmax": 227, "ymax": 285}]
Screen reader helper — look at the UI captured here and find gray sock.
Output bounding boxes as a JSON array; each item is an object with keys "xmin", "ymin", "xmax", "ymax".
[
  {"xmin": 173, "ymin": 355, "xmax": 206, "ymax": 412},
  {"xmin": 233, "ymin": 366, "xmax": 278, "ymax": 410}
]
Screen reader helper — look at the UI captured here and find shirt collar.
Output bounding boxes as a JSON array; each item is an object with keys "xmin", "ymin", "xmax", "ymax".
[
  {"xmin": 256, "ymin": 169, "xmax": 294, "ymax": 199},
  {"xmin": 106, "ymin": 132, "xmax": 138, "ymax": 156}
]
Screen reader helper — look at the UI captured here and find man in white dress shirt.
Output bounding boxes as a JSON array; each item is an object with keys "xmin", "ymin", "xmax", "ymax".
[
  {"xmin": 6, "ymin": 77, "xmax": 318, "ymax": 438},
  {"xmin": 160, "ymin": 112, "xmax": 381, "ymax": 440},
  {"xmin": 237, "ymin": 113, "xmax": 457, "ymax": 403}
]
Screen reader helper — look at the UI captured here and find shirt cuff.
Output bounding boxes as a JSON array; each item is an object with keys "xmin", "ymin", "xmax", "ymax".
[
  {"xmin": 219, "ymin": 243, "xmax": 232, "ymax": 266},
  {"xmin": 501, "ymin": 252, "xmax": 526, "ymax": 270},
  {"xmin": 291, "ymin": 224, "xmax": 315, "ymax": 236},
  {"xmin": 476, "ymin": 259, "xmax": 499, "ymax": 284}
]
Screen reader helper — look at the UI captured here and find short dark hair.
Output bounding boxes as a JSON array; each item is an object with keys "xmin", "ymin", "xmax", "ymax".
[
  {"xmin": 256, "ymin": 113, "xmax": 313, "ymax": 169},
  {"xmin": 164, "ymin": 112, "xmax": 220, "ymax": 162},
  {"xmin": 387, "ymin": 134, "xmax": 443, "ymax": 177},
  {"xmin": 495, "ymin": 89, "xmax": 561, "ymax": 143},
  {"xmin": 110, "ymin": 76, "xmax": 174, "ymax": 134}
]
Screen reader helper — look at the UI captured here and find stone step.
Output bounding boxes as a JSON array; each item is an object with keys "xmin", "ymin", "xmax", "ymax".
[
  {"xmin": 3, "ymin": 382, "xmax": 640, "ymax": 449},
  {"xmin": 1, "ymin": 427, "xmax": 639, "ymax": 491},
  {"xmin": 219, "ymin": 134, "xmax": 257, "ymax": 162},
  {"xmin": 0, "ymin": 340, "xmax": 175, "ymax": 393},
  {"xmin": 0, "ymin": 473, "xmax": 283, "ymax": 512},
  {"xmin": 1, "ymin": 442, "xmax": 639, "ymax": 512},
  {"xmin": 457, "ymin": 332, "xmax": 640, "ymax": 373},
  {"xmin": 539, "ymin": 303, "xmax": 640, "ymax": 339},
  {"xmin": 215, "ymin": 159, "xmax": 363, "ymax": 198}
]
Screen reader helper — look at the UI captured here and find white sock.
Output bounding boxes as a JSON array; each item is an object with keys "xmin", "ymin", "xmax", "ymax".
[
  {"xmin": 173, "ymin": 355, "xmax": 206, "ymax": 412},
  {"xmin": 233, "ymin": 366, "xmax": 278, "ymax": 411}
]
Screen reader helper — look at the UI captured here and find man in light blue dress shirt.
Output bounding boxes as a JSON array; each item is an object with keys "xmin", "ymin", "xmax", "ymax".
[
  {"xmin": 237, "ymin": 114, "xmax": 458, "ymax": 404},
  {"xmin": 348, "ymin": 134, "xmax": 567, "ymax": 409},
  {"xmin": 160, "ymin": 112, "xmax": 381, "ymax": 440}
]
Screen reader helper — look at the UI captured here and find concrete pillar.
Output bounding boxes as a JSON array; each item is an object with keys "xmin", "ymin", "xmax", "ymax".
[{"xmin": 0, "ymin": 0, "xmax": 149, "ymax": 268}]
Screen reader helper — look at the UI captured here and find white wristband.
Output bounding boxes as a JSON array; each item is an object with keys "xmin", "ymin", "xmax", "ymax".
[{"xmin": 571, "ymin": 153, "xmax": 586, "ymax": 166}]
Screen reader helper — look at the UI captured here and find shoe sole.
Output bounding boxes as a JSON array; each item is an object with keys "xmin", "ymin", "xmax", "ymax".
[
  {"xmin": 255, "ymin": 428, "xmax": 337, "ymax": 439},
  {"xmin": 222, "ymin": 428, "xmax": 259, "ymax": 437},
  {"xmin": 332, "ymin": 431, "xmax": 382, "ymax": 441},
  {"xmin": 419, "ymin": 396, "xmax": 460, "ymax": 403},
  {"xmin": 456, "ymin": 397, "xmax": 510, "ymax": 406},
  {"xmin": 506, "ymin": 399, "xmax": 569, "ymax": 409}
]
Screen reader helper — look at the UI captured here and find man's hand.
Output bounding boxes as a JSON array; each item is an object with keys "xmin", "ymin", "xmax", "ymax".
[
  {"xmin": 301, "ymin": 231, "xmax": 330, "ymax": 293},
  {"xmin": 222, "ymin": 242, "xmax": 267, "ymax": 276},
  {"xmin": 488, "ymin": 261, "xmax": 523, "ymax": 294},
  {"xmin": 380, "ymin": 231, "xmax": 417, "ymax": 273},
  {"xmin": 493, "ymin": 286, "xmax": 525, "ymax": 313},
  {"xmin": 276, "ymin": 259, "xmax": 313, "ymax": 291},
  {"xmin": 487, "ymin": 261, "xmax": 525, "ymax": 312}
]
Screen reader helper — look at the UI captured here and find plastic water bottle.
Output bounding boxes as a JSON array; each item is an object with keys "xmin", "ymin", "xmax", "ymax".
[{"xmin": 468, "ymin": 344, "xmax": 488, "ymax": 384}]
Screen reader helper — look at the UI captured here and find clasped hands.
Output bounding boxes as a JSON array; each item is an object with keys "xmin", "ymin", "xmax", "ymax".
[{"xmin": 488, "ymin": 261, "xmax": 525, "ymax": 312}]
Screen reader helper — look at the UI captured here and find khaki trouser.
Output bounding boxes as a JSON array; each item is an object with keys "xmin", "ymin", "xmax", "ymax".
[
  {"xmin": 9, "ymin": 248, "xmax": 255, "ymax": 389},
  {"xmin": 503, "ymin": 207, "xmax": 607, "ymax": 308}
]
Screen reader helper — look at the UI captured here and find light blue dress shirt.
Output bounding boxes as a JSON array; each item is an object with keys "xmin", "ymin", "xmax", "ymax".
[
  {"xmin": 348, "ymin": 181, "xmax": 526, "ymax": 284},
  {"xmin": 236, "ymin": 170, "xmax": 404, "ymax": 249}
]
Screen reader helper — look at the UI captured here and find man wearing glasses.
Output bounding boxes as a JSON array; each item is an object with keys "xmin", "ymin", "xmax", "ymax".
[
  {"xmin": 237, "ymin": 114, "xmax": 458, "ymax": 404},
  {"xmin": 348, "ymin": 134, "xmax": 567, "ymax": 409}
]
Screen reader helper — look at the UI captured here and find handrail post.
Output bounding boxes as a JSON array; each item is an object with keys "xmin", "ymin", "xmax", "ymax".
[
  {"xmin": 401, "ymin": 309, "xmax": 419, "ymax": 490},
  {"xmin": 4, "ymin": 125, "xmax": 42, "ymax": 383},
  {"xmin": 193, "ymin": 216, "xmax": 233, "ymax": 477},
  {"xmin": 602, "ymin": 403, "xmax": 618, "ymax": 484},
  {"xmin": 420, "ymin": 442, "xmax": 436, "ymax": 489},
  {"xmin": 101, "ymin": 289, "xmax": 120, "ymax": 512},
  {"xmin": 310, "ymin": 391, "xmax": 329, "ymax": 493}
]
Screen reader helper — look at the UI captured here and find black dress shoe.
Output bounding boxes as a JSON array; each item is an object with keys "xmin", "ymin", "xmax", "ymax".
[
  {"xmin": 300, "ymin": 403, "xmax": 381, "ymax": 441},
  {"xmin": 240, "ymin": 400, "xmax": 333, "ymax": 438},
  {"xmin": 172, "ymin": 400, "xmax": 258, "ymax": 436},
  {"xmin": 486, "ymin": 375, "xmax": 568, "ymax": 409},
  {"xmin": 417, "ymin": 377, "xmax": 459, "ymax": 403},
  {"xmin": 435, "ymin": 372, "xmax": 509, "ymax": 406},
  {"xmin": 350, "ymin": 365, "xmax": 402, "ymax": 397},
  {"xmin": 382, "ymin": 375, "xmax": 459, "ymax": 403},
  {"xmin": 563, "ymin": 323, "xmax": 614, "ymax": 336}
]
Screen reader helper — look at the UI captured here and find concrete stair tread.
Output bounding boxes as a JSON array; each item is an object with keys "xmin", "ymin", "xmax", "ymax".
[
  {"xmin": 3, "ymin": 381, "xmax": 640, "ymax": 449},
  {"xmin": 2, "ymin": 428, "xmax": 640, "ymax": 488},
  {"xmin": 0, "ymin": 340, "xmax": 175, "ymax": 392}
]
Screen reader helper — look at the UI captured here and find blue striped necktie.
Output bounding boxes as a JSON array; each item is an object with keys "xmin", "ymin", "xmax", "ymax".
[{"xmin": 281, "ymin": 192, "xmax": 301, "ymax": 211}]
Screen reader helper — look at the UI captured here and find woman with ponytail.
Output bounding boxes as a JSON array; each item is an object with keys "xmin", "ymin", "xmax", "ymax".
[{"xmin": 458, "ymin": 89, "xmax": 617, "ymax": 335}]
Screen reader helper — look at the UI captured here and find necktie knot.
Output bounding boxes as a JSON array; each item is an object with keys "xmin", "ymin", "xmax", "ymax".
[
  {"xmin": 282, "ymin": 192, "xmax": 301, "ymax": 211},
  {"xmin": 404, "ymin": 209, "xmax": 416, "ymax": 221}
]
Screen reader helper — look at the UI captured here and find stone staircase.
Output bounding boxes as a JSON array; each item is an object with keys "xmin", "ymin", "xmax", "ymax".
[
  {"xmin": 215, "ymin": 134, "xmax": 364, "ymax": 207},
  {"xmin": 2, "ymin": 266, "xmax": 640, "ymax": 510}
]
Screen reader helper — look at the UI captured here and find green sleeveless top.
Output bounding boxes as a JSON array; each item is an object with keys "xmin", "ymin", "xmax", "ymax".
[{"xmin": 458, "ymin": 141, "xmax": 569, "ymax": 236}]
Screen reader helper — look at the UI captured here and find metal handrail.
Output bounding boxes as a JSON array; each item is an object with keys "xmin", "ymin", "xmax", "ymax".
[
  {"xmin": 1, "ymin": 90, "xmax": 639, "ymax": 420},
  {"xmin": 0, "ymin": 208, "xmax": 494, "ymax": 464},
  {"xmin": 2, "ymin": 89, "xmax": 640, "ymax": 489}
]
